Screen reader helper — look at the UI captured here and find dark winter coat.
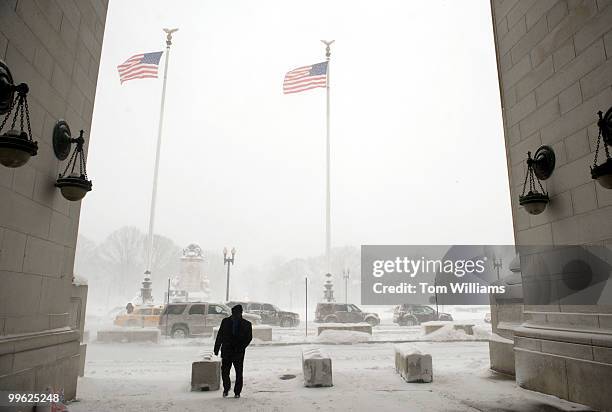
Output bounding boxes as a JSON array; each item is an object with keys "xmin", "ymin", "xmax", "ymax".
[{"xmin": 214, "ymin": 316, "xmax": 252, "ymax": 359}]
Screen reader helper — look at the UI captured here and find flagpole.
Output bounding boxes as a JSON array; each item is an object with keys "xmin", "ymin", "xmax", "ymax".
[
  {"xmin": 143, "ymin": 28, "xmax": 178, "ymax": 300},
  {"xmin": 321, "ymin": 40, "xmax": 334, "ymax": 275}
]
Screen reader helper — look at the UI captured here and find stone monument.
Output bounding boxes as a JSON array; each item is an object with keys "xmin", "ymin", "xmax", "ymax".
[
  {"xmin": 139, "ymin": 273, "xmax": 154, "ymax": 304},
  {"xmin": 174, "ymin": 244, "xmax": 211, "ymax": 301},
  {"xmin": 323, "ymin": 273, "xmax": 335, "ymax": 302}
]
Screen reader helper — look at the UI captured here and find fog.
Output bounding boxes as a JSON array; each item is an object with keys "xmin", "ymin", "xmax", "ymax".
[{"xmin": 76, "ymin": 0, "xmax": 514, "ymax": 311}]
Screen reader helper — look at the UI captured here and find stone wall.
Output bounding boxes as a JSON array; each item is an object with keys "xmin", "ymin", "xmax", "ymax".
[
  {"xmin": 0, "ymin": 0, "xmax": 107, "ymax": 400},
  {"xmin": 490, "ymin": 0, "xmax": 612, "ymax": 409},
  {"xmin": 71, "ymin": 283, "xmax": 88, "ymax": 377}
]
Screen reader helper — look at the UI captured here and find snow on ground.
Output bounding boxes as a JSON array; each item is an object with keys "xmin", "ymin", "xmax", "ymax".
[
  {"xmin": 73, "ymin": 313, "xmax": 590, "ymax": 411},
  {"xmin": 421, "ymin": 323, "xmax": 491, "ymax": 342},
  {"xmin": 315, "ymin": 330, "xmax": 371, "ymax": 344},
  {"xmin": 72, "ymin": 329, "xmax": 592, "ymax": 412}
]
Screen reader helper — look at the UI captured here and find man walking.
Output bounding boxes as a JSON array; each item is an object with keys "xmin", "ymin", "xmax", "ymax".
[{"xmin": 214, "ymin": 304, "xmax": 253, "ymax": 398}]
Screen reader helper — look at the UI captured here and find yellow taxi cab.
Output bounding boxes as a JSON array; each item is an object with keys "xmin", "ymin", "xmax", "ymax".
[{"xmin": 114, "ymin": 305, "xmax": 164, "ymax": 327}]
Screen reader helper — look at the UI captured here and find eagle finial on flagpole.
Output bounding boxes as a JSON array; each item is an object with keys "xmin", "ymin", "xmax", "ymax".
[
  {"xmin": 321, "ymin": 40, "xmax": 334, "ymax": 60},
  {"xmin": 164, "ymin": 28, "xmax": 179, "ymax": 46}
]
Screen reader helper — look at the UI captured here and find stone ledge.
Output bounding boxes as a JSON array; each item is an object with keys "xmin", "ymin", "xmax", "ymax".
[
  {"xmin": 0, "ymin": 353, "xmax": 80, "ymax": 399},
  {"xmin": 515, "ymin": 346, "xmax": 612, "ymax": 410},
  {"xmin": 78, "ymin": 343, "xmax": 86, "ymax": 377},
  {"xmin": 490, "ymin": 339, "xmax": 516, "ymax": 376},
  {"xmin": 515, "ymin": 323, "xmax": 612, "ymax": 348},
  {"xmin": 494, "ymin": 321, "xmax": 522, "ymax": 341},
  {"xmin": 0, "ymin": 327, "xmax": 78, "ymax": 356},
  {"xmin": 496, "ymin": 321, "xmax": 522, "ymax": 332}
]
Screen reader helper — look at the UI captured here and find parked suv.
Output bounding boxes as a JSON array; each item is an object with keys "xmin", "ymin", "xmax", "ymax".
[
  {"xmin": 314, "ymin": 303, "xmax": 380, "ymax": 326},
  {"xmin": 393, "ymin": 304, "xmax": 453, "ymax": 326},
  {"xmin": 158, "ymin": 302, "xmax": 231, "ymax": 338},
  {"xmin": 227, "ymin": 301, "xmax": 300, "ymax": 327}
]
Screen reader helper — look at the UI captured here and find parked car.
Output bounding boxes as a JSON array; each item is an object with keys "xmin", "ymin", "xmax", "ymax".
[
  {"xmin": 241, "ymin": 312, "xmax": 262, "ymax": 325},
  {"xmin": 114, "ymin": 305, "xmax": 163, "ymax": 327},
  {"xmin": 226, "ymin": 301, "xmax": 248, "ymax": 310},
  {"xmin": 158, "ymin": 302, "xmax": 232, "ymax": 338},
  {"xmin": 314, "ymin": 303, "xmax": 380, "ymax": 326},
  {"xmin": 158, "ymin": 302, "xmax": 261, "ymax": 338},
  {"xmin": 226, "ymin": 301, "xmax": 300, "ymax": 327},
  {"xmin": 392, "ymin": 304, "xmax": 453, "ymax": 326}
]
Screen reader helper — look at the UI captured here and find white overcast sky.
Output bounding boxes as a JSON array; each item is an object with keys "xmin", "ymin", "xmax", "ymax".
[{"xmin": 80, "ymin": 0, "xmax": 515, "ymax": 266}]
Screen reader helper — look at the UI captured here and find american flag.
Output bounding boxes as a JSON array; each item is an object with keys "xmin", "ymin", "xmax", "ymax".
[
  {"xmin": 117, "ymin": 51, "xmax": 163, "ymax": 84},
  {"xmin": 283, "ymin": 61, "xmax": 328, "ymax": 94}
]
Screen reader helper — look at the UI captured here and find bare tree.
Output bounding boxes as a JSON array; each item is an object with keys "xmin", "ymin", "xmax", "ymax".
[
  {"xmin": 74, "ymin": 234, "xmax": 99, "ymax": 279},
  {"xmin": 97, "ymin": 226, "xmax": 145, "ymax": 303},
  {"xmin": 145, "ymin": 234, "xmax": 181, "ymax": 290}
]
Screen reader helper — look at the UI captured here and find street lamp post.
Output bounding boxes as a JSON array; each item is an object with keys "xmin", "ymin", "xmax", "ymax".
[
  {"xmin": 223, "ymin": 247, "xmax": 236, "ymax": 302},
  {"xmin": 305, "ymin": 276, "xmax": 308, "ymax": 337},
  {"xmin": 343, "ymin": 268, "xmax": 350, "ymax": 304},
  {"xmin": 493, "ymin": 258, "xmax": 502, "ymax": 281}
]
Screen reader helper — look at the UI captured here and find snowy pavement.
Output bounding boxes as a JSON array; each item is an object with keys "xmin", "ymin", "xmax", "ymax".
[{"xmin": 71, "ymin": 333, "xmax": 592, "ymax": 412}]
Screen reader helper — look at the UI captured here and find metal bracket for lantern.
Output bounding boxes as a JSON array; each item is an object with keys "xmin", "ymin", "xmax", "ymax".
[
  {"xmin": 531, "ymin": 145, "xmax": 556, "ymax": 181},
  {"xmin": 53, "ymin": 119, "xmax": 74, "ymax": 160},
  {"xmin": 591, "ymin": 108, "xmax": 612, "ymax": 189},
  {"xmin": 599, "ymin": 107, "xmax": 612, "ymax": 147},
  {"xmin": 0, "ymin": 61, "xmax": 15, "ymax": 115},
  {"xmin": 0, "ymin": 60, "xmax": 38, "ymax": 168},
  {"xmin": 54, "ymin": 121, "xmax": 92, "ymax": 201}
]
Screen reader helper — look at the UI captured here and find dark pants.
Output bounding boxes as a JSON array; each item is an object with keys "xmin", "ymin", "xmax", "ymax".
[{"xmin": 221, "ymin": 355, "xmax": 244, "ymax": 395}]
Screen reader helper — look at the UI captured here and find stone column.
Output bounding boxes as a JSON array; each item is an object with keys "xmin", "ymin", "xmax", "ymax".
[{"xmin": 490, "ymin": 0, "xmax": 612, "ymax": 408}]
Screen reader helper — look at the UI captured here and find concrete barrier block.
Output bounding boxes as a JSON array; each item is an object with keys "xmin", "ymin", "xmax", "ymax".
[
  {"xmin": 191, "ymin": 352, "xmax": 220, "ymax": 391},
  {"xmin": 212, "ymin": 325, "xmax": 272, "ymax": 342},
  {"xmin": 423, "ymin": 323, "xmax": 447, "ymax": 334},
  {"xmin": 453, "ymin": 324, "xmax": 474, "ymax": 335},
  {"xmin": 96, "ymin": 328, "xmax": 160, "ymax": 343},
  {"xmin": 403, "ymin": 353, "xmax": 433, "ymax": 383},
  {"xmin": 316, "ymin": 323, "xmax": 372, "ymax": 336},
  {"xmin": 423, "ymin": 322, "xmax": 474, "ymax": 335},
  {"xmin": 394, "ymin": 345, "xmax": 433, "ymax": 383},
  {"xmin": 253, "ymin": 325, "xmax": 273, "ymax": 341},
  {"xmin": 302, "ymin": 348, "xmax": 333, "ymax": 387}
]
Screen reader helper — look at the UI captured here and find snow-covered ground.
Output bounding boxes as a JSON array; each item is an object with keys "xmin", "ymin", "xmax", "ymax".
[{"xmin": 71, "ymin": 327, "xmax": 591, "ymax": 412}]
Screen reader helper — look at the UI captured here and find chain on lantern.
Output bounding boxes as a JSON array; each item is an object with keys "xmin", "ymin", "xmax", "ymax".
[
  {"xmin": 0, "ymin": 61, "xmax": 38, "ymax": 168},
  {"xmin": 519, "ymin": 145, "xmax": 555, "ymax": 215},
  {"xmin": 53, "ymin": 120, "xmax": 92, "ymax": 201},
  {"xmin": 591, "ymin": 107, "xmax": 612, "ymax": 189}
]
